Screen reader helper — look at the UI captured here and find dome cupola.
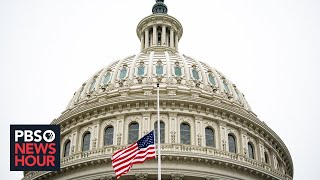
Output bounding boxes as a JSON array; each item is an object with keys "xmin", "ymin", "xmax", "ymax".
[{"xmin": 137, "ymin": 0, "xmax": 183, "ymax": 53}]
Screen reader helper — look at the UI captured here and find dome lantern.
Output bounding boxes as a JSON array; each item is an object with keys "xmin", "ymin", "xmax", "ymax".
[
  {"xmin": 152, "ymin": 0, "xmax": 168, "ymax": 14},
  {"xmin": 137, "ymin": 0, "xmax": 183, "ymax": 53}
]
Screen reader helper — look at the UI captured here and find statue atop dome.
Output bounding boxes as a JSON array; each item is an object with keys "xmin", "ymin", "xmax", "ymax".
[{"xmin": 152, "ymin": 0, "xmax": 168, "ymax": 14}]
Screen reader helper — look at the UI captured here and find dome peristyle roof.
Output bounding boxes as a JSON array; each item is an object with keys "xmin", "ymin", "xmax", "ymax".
[{"xmin": 66, "ymin": 52, "xmax": 252, "ymax": 112}]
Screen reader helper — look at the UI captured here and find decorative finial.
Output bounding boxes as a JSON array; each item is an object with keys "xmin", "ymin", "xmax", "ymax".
[{"xmin": 152, "ymin": 0, "xmax": 168, "ymax": 14}]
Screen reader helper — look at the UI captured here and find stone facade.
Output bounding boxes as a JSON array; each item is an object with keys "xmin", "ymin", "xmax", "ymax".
[{"xmin": 23, "ymin": 1, "xmax": 293, "ymax": 180}]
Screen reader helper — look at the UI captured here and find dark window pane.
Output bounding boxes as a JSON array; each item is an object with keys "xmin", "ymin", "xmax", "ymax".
[
  {"xmin": 174, "ymin": 66, "xmax": 182, "ymax": 76},
  {"xmin": 104, "ymin": 126, "xmax": 114, "ymax": 145},
  {"xmin": 192, "ymin": 69, "xmax": 200, "ymax": 80},
  {"xmin": 264, "ymin": 152, "xmax": 269, "ymax": 164},
  {"xmin": 156, "ymin": 65, "xmax": 163, "ymax": 75},
  {"xmin": 248, "ymin": 143, "xmax": 254, "ymax": 159},
  {"xmin": 82, "ymin": 132, "xmax": 91, "ymax": 151},
  {"xmin": 223, "ymin": 81, "xmax": 230, "ymax": 93},
  {"xmin": 89, "ymin": 79, "xmax": 96, "ymax": 92},
  {"xmin": 228, "ymin": 134, "xmax": 236, "ymax": 153},
  {"xmin": 180, "ymin": 123, "xmax": 190, "ymax": 144},
  {"xmin": 154, "ymin": 121, "xmax": 165, "ymax": 143},
  {"xmin": 119, "ymin": 67, "xmax": 127, "ymax": 80},
  {"xmin": 77, "ymin": 86, "xmax": 84, "ymax": 102},
  {"xmin": 205, "ymin": 127, "xmax": 215, "ymax": 147},
  {"xmin": 103, "ymin": 73, "xmax": 111, "ymax": 85},
  {"xmin": 137, "ymin": 65, "xmax": 145, "ymax": 76},
  {"xmin": 128, "ymin": 123, "xmax": 139, "ymax": 144},
  {"xmin": 64, "ymin": 140, "xmax": 70, "ymax": 157},
  {"xmin": 208, "ymin": 74, "xmax": 216, "ymax": 86}
]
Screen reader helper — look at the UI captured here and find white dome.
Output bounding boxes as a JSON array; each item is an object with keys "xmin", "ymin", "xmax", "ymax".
[
  {"xmin": 24, "ymin": 1, "xmax": 293, "ymax": 180},
  {"xmin": 66, "ymin": 52, "xmax": 252, "ymax": 112}
]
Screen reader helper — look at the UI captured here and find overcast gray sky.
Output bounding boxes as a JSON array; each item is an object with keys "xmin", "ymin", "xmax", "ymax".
[{"xmin": 1, "ymin": 0, "xmax": 319, "ymax": 179}]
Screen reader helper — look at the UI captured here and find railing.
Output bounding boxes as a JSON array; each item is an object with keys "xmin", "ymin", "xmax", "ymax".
[{"xmin": 25, "ymin": 144, "xmax": 290, "ymax": 180}]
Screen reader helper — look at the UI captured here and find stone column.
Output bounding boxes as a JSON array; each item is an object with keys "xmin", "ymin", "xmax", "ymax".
[
  {"xmin": 194, "ymin": 116, "xmax": 203, "ymax": 146},
  {"xmin": 71, "ymin": 127, "xmax": 79, "ymax": 154},
  {"xmin": 168, "ymin": 112, "xmax": 178, "ymax": 144},
  {"xmin": 257, "ymin": 139, "xmax": 264, "ymax": 162},
  {"xmin": 153, "ymin": 25, "xmax": 157, "ymax": 46},
  {"xmin": 269, "ymin": 150, "xmax": 276, "ymax": 169},
  {"xmin": 171, "ymin": 173, "xmax": 184, "ymax": 180},
  {"xmin": 161, "ymin": 25, "xmax": 166, "ymax": 45},
  {"xmin": 170, "ymin": 28, "xmax": 174, "ymax": 48},
  {"xmin": 74, "ymin": 126, "xmax": 80, "ymax": 153},
  {"xmin": 239, "ymin": 129, "xmax": 247, "ymax": 155},
  {"xmin": 116, "ymin": 115, "xmax": 125, "ymax": 145},
  {"xmin": 144, "ymin": 28, "xmax": 149, "ymax": 49},
  {"xmin": 218, "ymin": 122, "xmax": 227, "ymax": 151},
  {"xmin": 142, "ymin": 112, "xmax": 151, "ymax": 135},
  {"xmin": 140, "ymin": 34, "xmax": 144, "ymax": 51},
  {"xmin": 91, "ymin": 120, "xmax": 100, "ymax": 150},
  {"xmin": 175, "ymin": 33, "xmax": 179, "ymax": 51}
]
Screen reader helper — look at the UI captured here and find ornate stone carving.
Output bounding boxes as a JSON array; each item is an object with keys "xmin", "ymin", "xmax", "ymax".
[
  {"xmin": 170, "ymin": 131, "xmax": 176, "ymax": 143},
  {"xmin": 117, "ymin": 132, "xmax": 122, "ymax": 145},
  {"xmin": 168, "ymin": 90, "xmax": 176, "ymax": 96},
  {"xmin": 222, "ymin": 139, "xmax": 226, "ymax": 151},
  {"xmin": 71, "ymin": 145, "xmax": 75, "ymax": 154},
  {"xmin": 166, "ymin": 77, "xmax": 174, "ymax": 84},
  {"xmin": 120, "ymin": 92, "xmax": 128, "ymax": 97},
  {"xmin": 144, "ymin": 90, "xmax": 152, "ymax": 95},
  {"xmin": 92, "ymin": 138, "xmax": 97, "ymax": 149},
  {"xmin": 197, "ymin": 133, "xmax": 202, "ymax": 146},
  {"xmin": 146, "ymin": 77, "xmax": 153, "ymax": 85},
  {"xmin": 135, "ymin": 173, "xmax": 148, "ymax": 180},
  {"xmin": 171, "ymin": 173, "xmax": 184, "ymax": 180},
  {"xmin": 191, "ymin": 93, "xmax": 199, "ymax": 98}
]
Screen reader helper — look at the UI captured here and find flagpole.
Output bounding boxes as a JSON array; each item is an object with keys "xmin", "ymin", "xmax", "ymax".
[{"xmin": 157, "ymin": 83, "xmax": 161, "ymax": 180}]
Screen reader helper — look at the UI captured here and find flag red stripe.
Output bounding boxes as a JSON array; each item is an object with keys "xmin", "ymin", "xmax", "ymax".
[
  {"xmin": 112, "ymin": 143, "xmax": 138, "ymax": 160},
  {"xmin": 112, "ymin": 145, "xmax": 156, "ymax": 179},
  {"xmin": 113, "ymin": 146, "xmax": 155, "ymax": 172}
]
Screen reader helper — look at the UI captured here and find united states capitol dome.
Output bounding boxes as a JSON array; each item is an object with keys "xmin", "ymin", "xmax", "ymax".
[{"xmin": 23, "ymin": 1, "xmax": 293, "ymax": 180}]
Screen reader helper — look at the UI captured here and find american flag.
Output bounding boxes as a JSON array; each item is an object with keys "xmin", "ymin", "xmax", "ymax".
[{"xmin": 112, "ymin": 130, "xmax": 156, "ymax": 179}]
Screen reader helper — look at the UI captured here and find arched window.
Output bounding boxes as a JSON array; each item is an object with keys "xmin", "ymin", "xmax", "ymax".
[
  {"xmin": 180, "ymin": 123, "xmax": 190, "ymax": 145},
  {"xmin": 119, "ymin": 66, "xmax": 128, "ymax": 80},
  {"xmin": 223, "ymin": 80, "xmax": 230, "ymax": 93},
  {"xmin": 191, "ymin": 69, "xmax": 200, "ymax": 80},
  {"xmin": 174, "ymin": 66, "xmax": 182, "ymax": 77},
  {"xmin": 63, "ymin": 139, "xmax": 71, "ymax": 157},
  {"xmin": 264, "ymin": 151, "xmax": 269, "ymax": 164},
  {"xmin": 128, "ymin": 122, "xmax": 139, "ymax": 144},
  {"xmin": 208, "ymin": 74, "xmax": 216, "ymax": 86},
  {"xmin": 154, "ymin": 121, "xmax": 165, "ymax": 143},
  {"xmin": 88, "ymin": 78, "xmax": 96, "ymax": 92},
  {"xmin": 104, "ymin": 126, "xmax": 114, "ymax": 146},
  {"xmin": 82, "ymin": 132, "xmax": 91, "ymax": 151},
  {"xmin": 228, "ymin": 134, "xmax": 236, "ymax": 153},
  {"xmin": 102, "ymin": 72, "xmax": 112, "ymax": 85},
  {"xmin": 156, "ymin": 63, "xmax": 164, "ymax": 75},
  {"xmin": 248, "ymin": 142, "xmax": 255, "ymax": 159},
  {"xmin": 205, "ymin": 127, "xmax": 215, "ymax": 147},
  {"xmin": 137, "ymin": 65, "xmax": 145, "ymax": 76},
  {"xmin": 76, "ymin": 85, "xmax": 85, "ymax": 102}
]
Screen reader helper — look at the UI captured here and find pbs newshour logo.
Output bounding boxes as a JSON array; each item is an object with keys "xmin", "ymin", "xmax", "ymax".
[{"xmin": 10, "ymin": 125, "xmax": 60, "ymax": 171}]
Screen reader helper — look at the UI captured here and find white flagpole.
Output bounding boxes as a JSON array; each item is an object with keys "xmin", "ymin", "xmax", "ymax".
[{"xmin": 157, "ymin": 83, "xmax": 161, "ymax": 180}]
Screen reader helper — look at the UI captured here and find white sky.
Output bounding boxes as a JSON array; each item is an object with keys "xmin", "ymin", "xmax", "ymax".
[{"xmin": 1, "ymin": 0, "xmax": 319, "ymax": 179}]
